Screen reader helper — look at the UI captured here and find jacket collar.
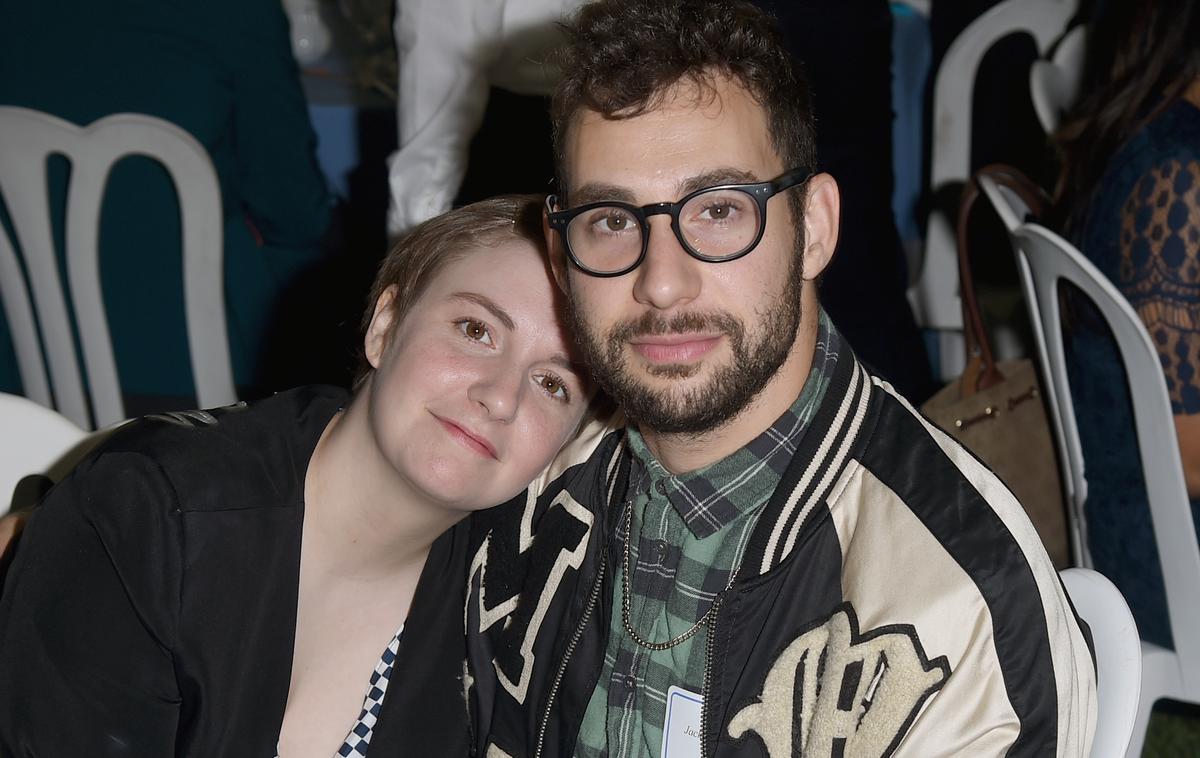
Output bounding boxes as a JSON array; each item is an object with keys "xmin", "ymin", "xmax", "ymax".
[
  {"xmin": 600, "ymin": 335, "xmax": 878, "ymax": 578},
  {"xmin": 739, "ymin": 345, "xmax": 877, "ymax": 576}
]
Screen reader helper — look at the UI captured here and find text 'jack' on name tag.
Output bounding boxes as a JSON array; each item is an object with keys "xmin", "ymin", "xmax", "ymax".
[{"xmin": 661, "ymin": 686, "xmax": 703, "ymax": 758}]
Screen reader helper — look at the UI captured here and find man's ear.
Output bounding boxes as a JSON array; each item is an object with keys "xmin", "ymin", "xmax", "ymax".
[
  {"xmin": 364, "ymin": 285, "xmax": 400, "ymax": 369},
  {"xmin": 543, "ymin": 205, "xmax": 571, "ymax": 294},
  {"xmin": 799, "ymin": 173, "xmax": 841, "ymax": 280}
]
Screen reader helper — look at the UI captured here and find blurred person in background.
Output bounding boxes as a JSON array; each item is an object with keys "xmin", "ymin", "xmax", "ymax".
[
  {"xmin": 0, "ymin": 0, "xmax": 335, "ymax": 411},
  {"xmin": 1052, "ymin": 0, "xmax": 1200, "ymax": 648}
]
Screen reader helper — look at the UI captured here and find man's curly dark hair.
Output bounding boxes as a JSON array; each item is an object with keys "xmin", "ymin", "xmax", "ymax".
[{"xmin": 550, "ymin": 0, "xmax": 817, "ymax": 200}]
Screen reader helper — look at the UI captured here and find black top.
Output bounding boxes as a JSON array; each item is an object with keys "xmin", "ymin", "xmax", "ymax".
[{"xmin": 0, "ymin": 386, "xmax": 471, "ymax": 756}]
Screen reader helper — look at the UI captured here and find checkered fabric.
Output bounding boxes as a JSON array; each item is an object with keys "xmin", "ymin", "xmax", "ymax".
[
  {"xmin": 275, "ymin": 624, "xmax": 404, "ymax": 758},
  {"xmin": 575, "ymin": 312, "xmax": 840, "ymax": 758}
]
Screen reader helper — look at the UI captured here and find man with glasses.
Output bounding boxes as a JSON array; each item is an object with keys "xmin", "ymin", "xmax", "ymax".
[{"xmin": 464, "ymin": 1, "xmax": 1096, "ymax": 755}]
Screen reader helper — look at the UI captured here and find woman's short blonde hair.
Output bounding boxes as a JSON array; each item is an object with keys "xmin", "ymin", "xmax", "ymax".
[{"xmin": 355, "ymin": 194, "xmax": 546, "ymax": 385}]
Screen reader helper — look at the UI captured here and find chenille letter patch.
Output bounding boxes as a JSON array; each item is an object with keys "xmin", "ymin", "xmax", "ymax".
[{"xmin": 728, "ymin": 603, "xmax": 950, "ymax": 757}]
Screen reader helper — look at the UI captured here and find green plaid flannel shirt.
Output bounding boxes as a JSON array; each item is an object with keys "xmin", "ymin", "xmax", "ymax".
[{"xmin": 574, "ymin": 311, "xmax": 839, "ymax": 758}]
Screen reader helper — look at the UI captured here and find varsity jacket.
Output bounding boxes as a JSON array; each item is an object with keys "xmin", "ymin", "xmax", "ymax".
[
  {"xmin": 464, "ymin": 352, "xmax": 1097, "ymax": 757},
  {"xmin": 0, "ymin": 386, "xmax": 471, "ymax": 757}
]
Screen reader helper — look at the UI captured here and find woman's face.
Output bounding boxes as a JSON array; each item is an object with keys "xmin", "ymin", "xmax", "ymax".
[{"xmin": 363, "ymin": 238, "xmax": 589, "ymax": 512}]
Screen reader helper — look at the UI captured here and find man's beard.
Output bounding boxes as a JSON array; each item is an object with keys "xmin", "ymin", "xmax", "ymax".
[{"xmin": 567, "ymin": 255, "xmax": 804, "ymax": 436}]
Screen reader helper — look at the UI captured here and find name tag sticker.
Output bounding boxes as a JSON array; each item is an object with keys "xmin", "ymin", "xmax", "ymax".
[{"xmin": 661, "ymin": 685, "xmax": 703, "ymax": 758}]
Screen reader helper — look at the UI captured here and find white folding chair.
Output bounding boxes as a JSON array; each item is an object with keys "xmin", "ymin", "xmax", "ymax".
[
  {"xmin": 978, "ymin": 171, "xmax": 1034, "ymax": 233},
  {"xmin": 0, "ymin": 106, "xmax": 235, "ymax": 430},
  {"xmin": 1009, "ymin": 222, "xmax": 1200, "ymax": 758},
  {"xmin": 0, "ymin": 392, "xmax": 87, "ymax": 516},
  {"xmin": 1030, "ymin": 24, "xmax": 1087, "ymax": 135},
  {"xmin": 1061, "ymin": 568, "xmax": 1142, "ymax": 758},
  {"xmin": 977, "ymin": 171, "xmax": 1090, "ymax": 566},
  {"xmin": 912, "ymin": 0, "xmax": 1076, "ymax": 380}
]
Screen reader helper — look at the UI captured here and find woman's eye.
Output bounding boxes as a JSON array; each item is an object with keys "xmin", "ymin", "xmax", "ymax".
[
  {"xmin": 538, "ymin": 374, "xmax": 571, "ymax": 402},
  {"xmin": 458, "ymin": 318, "xmax": 493, "ymax": 345}
]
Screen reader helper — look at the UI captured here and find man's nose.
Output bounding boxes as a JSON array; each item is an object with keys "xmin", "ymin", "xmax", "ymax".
[{"xmin": 631, "ymin": 216, "xmax": 702, "ymax": 310}]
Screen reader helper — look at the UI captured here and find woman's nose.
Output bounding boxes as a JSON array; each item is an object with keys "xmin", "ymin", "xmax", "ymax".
[{"xmin": 466, "ymin": 366, "xmax": 523, "ymax": 422}]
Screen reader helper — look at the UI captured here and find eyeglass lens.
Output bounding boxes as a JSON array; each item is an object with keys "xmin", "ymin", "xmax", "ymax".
[{"xmin": 566, "ymin": 187, "xmax": 764, "ymax": 273}]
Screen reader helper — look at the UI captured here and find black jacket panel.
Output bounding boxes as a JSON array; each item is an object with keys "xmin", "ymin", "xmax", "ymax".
[{"xmin": 0, "ymin": 386, "xmax": 470, "ymax": 757}]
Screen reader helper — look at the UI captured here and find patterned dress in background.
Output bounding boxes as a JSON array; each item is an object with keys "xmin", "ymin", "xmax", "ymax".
[{"xmin": 1067, "ymin": 94, "xmax": 1200, "ymax": 648}]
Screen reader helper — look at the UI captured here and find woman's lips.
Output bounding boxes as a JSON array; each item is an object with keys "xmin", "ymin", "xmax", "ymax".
[
  {"xmin": 433, "ymin": 414, "xmax": 498, "ymax": 459},
  {"xmin": 629, "ymin": 334, "xmax": 722, "ymax": 363}
]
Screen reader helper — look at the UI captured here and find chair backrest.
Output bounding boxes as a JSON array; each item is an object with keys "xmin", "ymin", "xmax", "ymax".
[
  {"xmin": 0, "ymin": 391, "xmax": 87, "ymax": 516},
  {"xmin": 1060, "ymin": 567, "xmax": 1141, "ymax": 758},
  {"xmin": 977, "ymin": 172, "xmax": 1034, "ymax": 232},
  {"xmin": 1011, "ymin": 222, "xmax": 1200, "ymax": 693},
  {"xmin": 979, "ymin": 171, "xmax": 1087, "ymax": 564},
  {"xmin": 1030, "ymin": 24, "xmax": 1087, "ymax": 135},
  {"xmin": 913, "ymin": 0, "xmax": 1075, "ymax": 342},
  {"xmin": 929, "ymin": 0, "xmax": 1076, "ymax": 189},
  {"xmin": 0, "ymin": 106, "xmax": 235, "ymax": 429}
]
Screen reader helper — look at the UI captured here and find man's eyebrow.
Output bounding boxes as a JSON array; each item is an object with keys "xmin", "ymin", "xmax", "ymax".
[
  {"xmin": 678, "ymin": 168, "xmax": 759, "ymax": 196},
  {"xmin": 569, "ymin": 169, "xmax": 762, "ymax": 207},
  {"xmin": 569, "ymin": 182, "xmax": 638, "ymax": 206},
  {"xmin": 451, "ymin": 292, "xmax": 515, "ymax": 331}
]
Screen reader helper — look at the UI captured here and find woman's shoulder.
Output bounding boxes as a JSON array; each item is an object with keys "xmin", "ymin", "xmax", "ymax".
[
  {"xmin": 85, "ymin": 385, "xmax": 347, "ymax": 514},
  {"xmin": 1100, "ymin": 96, "xmax": 1200, "ymax": 186},
  {"xmin": 1084, "ymin": 97, "xmax": 1200, "ymax": 261},
  {"xmin": 1117, "ymin": 99, "xmax": 1200, "ymax": 250},
  {"xmin": 1140, "ymin": 96, "xmax": 1200, "ymax": 162}
]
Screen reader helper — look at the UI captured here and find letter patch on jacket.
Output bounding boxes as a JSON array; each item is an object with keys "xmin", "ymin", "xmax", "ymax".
[
  {"xmin": 469, "ymin": 488, "xmax": 593, "ymax": 704},
  {"xmin": 728, "ymin": 603, "xmax": 949, "ymax": 757}
]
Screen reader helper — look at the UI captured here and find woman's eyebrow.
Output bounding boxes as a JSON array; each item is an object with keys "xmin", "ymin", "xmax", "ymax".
[
  {"xmin": 451, "ymin": 292, "xmax": 515, "ymax": 331},
  {"xmin": 549, "ymin": 354, "xmax": 586, "ymax": 374}
]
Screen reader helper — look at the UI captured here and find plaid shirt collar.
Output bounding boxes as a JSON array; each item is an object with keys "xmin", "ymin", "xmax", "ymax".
[{"xmin": 623, "ymin": 309, "xmax": 840, "ymax": 539}]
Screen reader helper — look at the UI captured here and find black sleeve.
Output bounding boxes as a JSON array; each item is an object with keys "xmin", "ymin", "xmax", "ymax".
[{"xmin": 0, "ymin": 452, "xmax": 183, "ymax": 756}]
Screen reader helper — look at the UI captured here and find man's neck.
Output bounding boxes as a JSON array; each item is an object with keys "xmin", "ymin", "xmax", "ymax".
[{"xmin": 640, "ymin": 301, "xmax": 820, "ymax": 475}]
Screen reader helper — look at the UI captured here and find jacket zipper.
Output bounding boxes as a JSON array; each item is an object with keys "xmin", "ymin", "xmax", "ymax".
[
  {"xmin": 699, "ymin": 594, "xmax": 723, "ymax": 758},
  {"xmin": 533, "ymin": 447, "xmax": 625, "ymax": 757},
  {"xmin": 534, "ymin": 551, "xmax": 607, "ymax": 758}
]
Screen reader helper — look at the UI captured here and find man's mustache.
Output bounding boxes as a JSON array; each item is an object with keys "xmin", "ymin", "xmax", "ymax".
[{"xmin": 608, "ymin": 310, "xmax": 742, "ymax": 342}]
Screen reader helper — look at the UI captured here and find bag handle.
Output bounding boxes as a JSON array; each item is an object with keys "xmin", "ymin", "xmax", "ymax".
[{"xmin": 955, "ymin": 164, "xmax": 1049, "ymax": 395}]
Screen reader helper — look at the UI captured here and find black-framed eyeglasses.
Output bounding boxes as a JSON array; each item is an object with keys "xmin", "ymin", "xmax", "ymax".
[{"xmin": 546, "ymin": 167, "xmax": 811, "ymax": 277}]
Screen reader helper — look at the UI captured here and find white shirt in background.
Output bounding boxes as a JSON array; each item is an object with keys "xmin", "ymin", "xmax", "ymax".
[{"xmin": 387, "ymin": 0, "xmax": 578, "ymax": 235}]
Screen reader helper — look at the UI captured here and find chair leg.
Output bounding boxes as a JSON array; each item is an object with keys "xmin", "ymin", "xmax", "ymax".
[{"xmin": 1125, "ymin": 691, "xmax": 1157, "ymax": 758}]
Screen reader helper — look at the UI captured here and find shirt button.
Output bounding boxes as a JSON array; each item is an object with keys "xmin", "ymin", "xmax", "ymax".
[
  {"xmin": 655, "ymin": 480, "xmax": 668, "ymax": 495},
  {"xmin": 655, "ymin": 541, "xmax": 668, "ymax": 560}
]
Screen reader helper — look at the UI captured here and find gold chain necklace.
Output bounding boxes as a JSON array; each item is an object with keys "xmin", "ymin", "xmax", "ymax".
[{"xmin": 619, "ymin": 502, "xmax": 737, "ymax": 651}]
